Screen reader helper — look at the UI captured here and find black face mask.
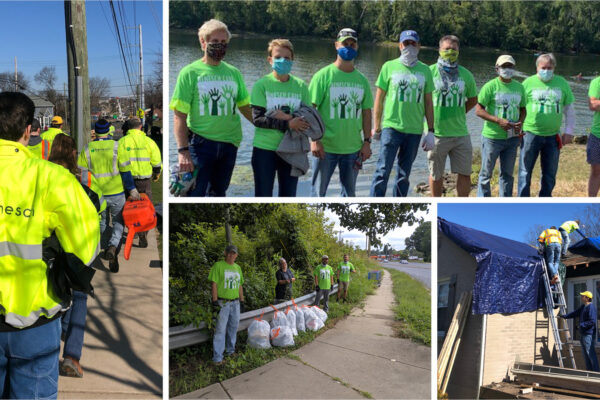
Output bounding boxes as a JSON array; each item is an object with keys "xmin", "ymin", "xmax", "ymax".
[{"xmin": 206, "ymin": 42, "xmax": 227, "ymax": 61}]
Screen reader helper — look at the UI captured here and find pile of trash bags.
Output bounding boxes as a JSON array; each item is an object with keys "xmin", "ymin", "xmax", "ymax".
[{"xmin": 247, "ymin": 301, "xmax": 329, "ymax": 349}]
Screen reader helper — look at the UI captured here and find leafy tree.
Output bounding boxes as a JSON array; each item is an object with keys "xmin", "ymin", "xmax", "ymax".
[
  {"xmin": 405, "ymin": 221, "xmax": 431, "ymax": 262},
  {"xmin": 326, "ymin": 203, "xmax": 428, "ymax": 255}
]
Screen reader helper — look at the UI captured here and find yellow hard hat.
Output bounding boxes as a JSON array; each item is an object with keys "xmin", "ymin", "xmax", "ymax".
[
  {"xmin": 580, "ymin": 291, "xmax": 593, "ymax": 299},
  {"xmin": 51, "ymin": 116, "xmax": 63, "ymax": 125}
]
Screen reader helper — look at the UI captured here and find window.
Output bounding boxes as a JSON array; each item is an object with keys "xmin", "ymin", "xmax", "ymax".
[{"xmin": 438, "ymin": 279, "xmax": 451, "ymax": 338}]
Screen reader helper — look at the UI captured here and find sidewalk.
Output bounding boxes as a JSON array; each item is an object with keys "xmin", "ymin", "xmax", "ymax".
[
  {"xmin": 179, "ymin": 270, "xmax": 430, "ymax": 399},
  {"xmin": 58, "ymin": 227, "xmax": 163, "ymax": 399}
]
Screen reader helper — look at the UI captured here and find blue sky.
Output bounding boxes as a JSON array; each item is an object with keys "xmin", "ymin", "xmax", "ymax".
[
  {"xmin": 0, "ymin": 1, "xmax": 162, "ymax": 97},
  {"xmin": 438, "ymin": 203, "xmax": 593, "ymax": 243}
]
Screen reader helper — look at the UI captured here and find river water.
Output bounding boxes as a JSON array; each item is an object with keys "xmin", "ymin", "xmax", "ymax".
[{"xmin": 169, "ymin": 31, "xmax": 598, "ymax": 197}]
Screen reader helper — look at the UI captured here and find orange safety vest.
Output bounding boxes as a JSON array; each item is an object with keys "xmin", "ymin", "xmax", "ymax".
[{"xmin": 538, "ymin": 229, "xmax": 562, "ymax": 245}]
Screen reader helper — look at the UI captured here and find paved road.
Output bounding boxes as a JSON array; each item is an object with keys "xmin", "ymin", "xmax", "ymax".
[
  {"xmin": 178, "ymin": 270, "xmax": 431, "ymax": 399},
  {"xmin": 381, "ymin": 261, "xmax": 431, "ymax": 289},
  {"xmin": 58, "ymin": 228, "xmax": 163, "ymax": 399}
]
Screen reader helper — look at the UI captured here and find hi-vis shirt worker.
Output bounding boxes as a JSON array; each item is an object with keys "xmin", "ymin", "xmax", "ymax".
[{"xmin": 0, "ymin": 92, "xmax": 100, "ymax": 399}]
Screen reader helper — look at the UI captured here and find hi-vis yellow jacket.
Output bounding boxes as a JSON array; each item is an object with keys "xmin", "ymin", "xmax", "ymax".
[
  {"xmin": 118, "ymin": 129, "xmax": 162, "ymax": 179},
  {"xmin": 538, "ymin": 228, "xmax": 563, "ymax": 246},
  {"xmin": 27, "ymin": 138, "xmax": 51, "ymax": 160},
  {"xmin": 40, "ymin": 127, "xmax": 67, "ymax": 152},
  {"xmin": 0, "ymin": 139, "xmax": 100, "ymax": 329},
  {"xmin": 79, "ymin": 167, "xmax": 107, "ymax": 214},
  {"xmin": 78, "ymin": 137, "xmax": 131, "ymax": 196},
  {"xmin": 560, "ymin": 221, "xmax": 580, "ymax": 234}
]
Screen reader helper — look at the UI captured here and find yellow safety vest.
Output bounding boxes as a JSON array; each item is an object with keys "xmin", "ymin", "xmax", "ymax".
[
  {"xmin": 79, "ymin": 167, "xmax": 107, "ymax": 214},
  {"xmin": 118, "ymin": 129, "xmax": 162, "ymax": 179},
  {"xmin": 40, "ymin": 127, "xmax": 67, "ymax": 153},
  {"xmin": 560, "ymin": 221, "xmax": 580, "ymax": 234},
  {"xmin": 538, "ymin": 229, "xmax": 562, "ymax": 245},
  {"xmin": 27, "ymin": 138, "xmax": 51, "ymax": 160},
  {"xmin": 78, "ymin": 137, "xmax": 131, "ymax": 196},
  {"xmin": 0, "ymin": 139, "xmax": 100, "ymax": 329}
]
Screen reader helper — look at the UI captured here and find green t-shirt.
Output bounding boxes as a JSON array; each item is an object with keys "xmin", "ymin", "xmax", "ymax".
[
  {"xmin": 478, "ymin": 77, "xmax": 526, "ymax": 139},
  {"xmin": 208, "ymin": 260, "xmax": 244, "ymax": 300},
  {"xmin": 589, "ymin": 77, "xmax": 600, "ymax": 138},
  {"xmin": 522, "ymin": 74, "xmax": 574, "ymax": 136},
  {"xmin": 376, "ymin": 59, "xmax": 434, "ymax": 135},
  {"xmin": 314, "ymin": 264, "xmax": 334, "ymax": 290},
  {"xmin": 309, "ymin": 64, "xmax": 374, "ymax": 154},
  {"xmin": 337, "ymin": 261, "xmax": 355, "ymax": 282},
  {"xmin": 169, "ymin": 59, "xmax": 250, "ymax": 147},
  {"xmin": 251, "ymin": 73, "xmax": 311, "ymax": 151},
  {"xmin": 430, "ymin": 65, "xmax": 477, "ymax": 137}
]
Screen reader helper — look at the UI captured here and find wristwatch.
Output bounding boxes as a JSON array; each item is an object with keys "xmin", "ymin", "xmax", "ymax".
[
  {"xmin": 178, "ymin": 146, "xmax": 189, "ymax": 153},
  {"xmin": 364, "ymin": 137, "xmax": 372, "ymax": 143}
]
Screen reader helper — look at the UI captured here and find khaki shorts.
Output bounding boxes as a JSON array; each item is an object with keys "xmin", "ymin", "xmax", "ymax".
[
  {"xmin": 427, "ymin": 135, "xmax": 473, "ymax": 180},
  {"xmin": 339, "ymin": 280, "xmax": 349, "ymax": 292}
]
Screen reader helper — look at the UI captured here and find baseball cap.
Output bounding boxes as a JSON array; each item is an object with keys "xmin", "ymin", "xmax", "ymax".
[
  {"xmin": 51, "ymin": 116, "xmax": 63, "ymax": 125},
  {"xmin": 337, "ymin": 28, "xmax": 358, "ymax": 43},
  {"xmin": 581, "ymin": 291, "xmax": 593, "ymax": 299},
  {"xmin": 399, "ymin": 30, "xmax": 420, "ymax": 43},
  {"xmin": 225, "ymin": 244, "xmax": 238, "ymax": 254},
  {"xmin": 495, "ymin": 55, "xmax": 516, "ymax": 67}
]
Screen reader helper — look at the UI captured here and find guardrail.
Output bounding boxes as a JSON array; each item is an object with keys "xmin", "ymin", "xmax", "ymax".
[{"xmin": 169, "ymin": 284, "xmax": 338, "ymax": 350}]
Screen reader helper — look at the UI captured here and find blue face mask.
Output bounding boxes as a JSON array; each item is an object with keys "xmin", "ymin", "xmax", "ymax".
[
  {"xmin": 538, "ymin": 69, "xmax": 554, "ymax": 82},
  {"xmin": 337, "ymin": 46, "xmax": 357, "ymax": 61},
  {"xmin": 272, "ymin": 58, "xmax": 293, "ymax": 75}
]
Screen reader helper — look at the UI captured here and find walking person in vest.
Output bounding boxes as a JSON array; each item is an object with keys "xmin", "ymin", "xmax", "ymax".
[
  {"xmin": 27, "ymin": 118, "xmax": 51, "ymax": 160},
  {"xmin": 79, "ymin": 119, "xmax": 139, "ymax": 271},
  {"xmin": 41, "ymin": 115, "xmax": 67, "ymax": 153},
  {"xmin": 209, "ymin": 245, "xmax": 245, "ymax": 365},
  {"xmin": 538, "ymin": 226, "xmax": 562, "ymax": 284},
  {"xmin": 118, "ymin": 117, "xmax": 161, "ymax": 248},
  {"xmin": 0, "ymin": 92, "xmax": 100, "ymax": 399},
  {"xmin": 560, "ymin": 291, "xmax": 600, "ymax": 372},
  {"xmin": 559, "ymin": 219, "xmax": 584, "ymax": 257}
]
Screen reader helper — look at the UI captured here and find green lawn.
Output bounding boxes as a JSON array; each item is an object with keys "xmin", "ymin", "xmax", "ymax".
[
  {"xmin": 385, "ymin": 268, "xmax": 431, "ymax": 346},
  {"xmin": 169, "ymin": 267, "xmax": 377, "ymax": 397}
]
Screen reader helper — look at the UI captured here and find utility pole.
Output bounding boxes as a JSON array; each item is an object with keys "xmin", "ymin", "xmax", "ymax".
[
  {"xmin": 14, "ymin": 57, "xmax": 17, "ymax": 91},
  {"xmin": 139, "ymin": 24, "xmax": 144, "ymax": 126},
  {"xmin": 65, "ymin": 0, "xmax": 90, "ymax": 151}
]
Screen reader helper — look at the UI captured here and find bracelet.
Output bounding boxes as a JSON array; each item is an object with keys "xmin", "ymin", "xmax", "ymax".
[{"xmin": 178, "ymin": 146, "xmax": 189, "ymax": 153}]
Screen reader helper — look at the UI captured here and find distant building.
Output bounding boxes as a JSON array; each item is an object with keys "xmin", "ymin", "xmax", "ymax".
[{"xmin": 29, "ymin": 95, "xmax": 54, "ymax": 129}]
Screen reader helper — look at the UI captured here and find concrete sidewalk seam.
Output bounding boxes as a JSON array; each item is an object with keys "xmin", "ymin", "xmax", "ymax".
[
  {"xmin": 219, "ymin": 382, "xmax": 233, "ymax": 400},
  {"xmin": 314, "ymin": 339, "xmax": 431, "ymax": 372}
]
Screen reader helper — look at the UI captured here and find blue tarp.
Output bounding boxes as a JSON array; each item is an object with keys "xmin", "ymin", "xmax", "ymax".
[
  {"xmin": 439, "ymin": 218, "xmax": 545, "ymax": 315},
  {"xmin": 569, "ymin": 237, "xmax": 600, "ymax": 258}
]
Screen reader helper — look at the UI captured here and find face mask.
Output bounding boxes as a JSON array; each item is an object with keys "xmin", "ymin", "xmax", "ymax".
[
  {"xmin": 206, "ymin": 42, "xmax": 227, "ymax": 61},
  {"xmin": 272, "ymin": 57, "xmax": 293, "ymax": 75},
  {"xmin": 439, "ymin": 49, "xmax": 459, "ymax": 63},
  {"xmin": 337, "ymin": 46, "xmax": 357, "ymax": 61},
  {"xmin": 498, "ymin": 67, "xmax": 515, "ymax": 79},
  {"xmin": 400, "ymin": 45, "xmax": 419, "ymax": 67},
  {"xmin": 538, "ymin": 69, "xmax": 554, "ymax": 82}
]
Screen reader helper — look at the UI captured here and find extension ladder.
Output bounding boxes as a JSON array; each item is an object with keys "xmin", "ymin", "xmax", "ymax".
[{"xmin": 541, "ymin": 257, "xmax": 577, "ymax": 369}]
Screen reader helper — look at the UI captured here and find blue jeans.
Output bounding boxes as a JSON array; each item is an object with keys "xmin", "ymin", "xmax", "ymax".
[
  {"xmin": 0, "ymin": 318, "xmax": 61, "ymax": 399},
  {"xmin": 213, "ymin": 300, "xmax": 240, "ymax": 363},
  {"xmin": 560, "ymin": 229, "xmax": 570, "ymax": 256},
  {"xmin": 311, "ymin": 152, "xmax": 360, "ymax": 197},
  {"xmin": 370, "ymin": 128, "xmax": 421, "ymax": 197},
  {"xmin": 580, "ymin": 331, "xmax": 600, "ymax": 372},
  {"xmin": 545, "ymin": 242, "xmax": 561, "ymax": 277},
  {"xmin": 251, "ymin": 147, "xmax": 298, "ymax": 197},
  {"xmin": 518, "ymin": 132, "xmax": 560, "ymax": 197},
  {"xmin": 101, "ymin": 194, "xmax": 125, "ymax": 248},
  {"xmin": 61, "ymin": 291, "xmax": 88, "ymax": 361},
  {"xmin": 188, "ymin": 134, "xmax": 238, "ymax": 197},
  {"xmin": 477, "ymin": 136, "xmax": 520, "ymax": 197}
]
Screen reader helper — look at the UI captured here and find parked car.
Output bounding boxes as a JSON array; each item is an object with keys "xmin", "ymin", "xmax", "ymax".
[{"xmin": 400, "ymin": 260, "xmax": 409, "ymax": 264}]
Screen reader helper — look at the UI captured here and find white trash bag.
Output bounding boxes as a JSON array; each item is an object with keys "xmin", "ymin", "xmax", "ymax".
[
  {"xmin": 293, "ymin": 302, "xmax": 305, "ymax": 332},
  {"xmin": 247, "ymin": 317, "xmax": 271, "ymax": 349},
  {"xmin": 270, "ymin": 325, "xmax": 295, "ymax": 347},
  {"xmin": 312, "ymin": 306, "xmax": 328, "ymax": 323},
  {"xmin": 302, "ymin": 306, "xmax": 324, "ymax": 331},
  {"xmin": 270, "ymin": 305, "xmax": 289, "ymax": 329},
  {"xmin": 285, "ymin": 307, "xmax": 298, "ymax": 336}
]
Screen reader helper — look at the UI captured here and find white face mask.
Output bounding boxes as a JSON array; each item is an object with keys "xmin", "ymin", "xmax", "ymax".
[
  {"xmin": 538, "ymin": 68, "xmax": 554, "ymax": 82},
  {"xmin": 498, "ymin": 67, "xmax": 515, "ymax": 79},
  {"xmin": 400, "ymin": 45, "xmax": 419, "ymax": 67}
]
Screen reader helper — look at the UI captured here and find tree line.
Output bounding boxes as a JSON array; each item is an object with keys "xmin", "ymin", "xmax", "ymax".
[{"xmin": 170, "ymin": 0, "xmax": 600, "ymax": 54}]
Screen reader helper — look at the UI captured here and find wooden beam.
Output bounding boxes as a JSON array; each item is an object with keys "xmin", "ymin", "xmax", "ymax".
[
  {"xmin": 441, "ymin": 291, "xmax": 472, "ymax": 393},
  {"xmin": 534, "ymin": 385, "xmax": 600, "ymax": 399}
]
